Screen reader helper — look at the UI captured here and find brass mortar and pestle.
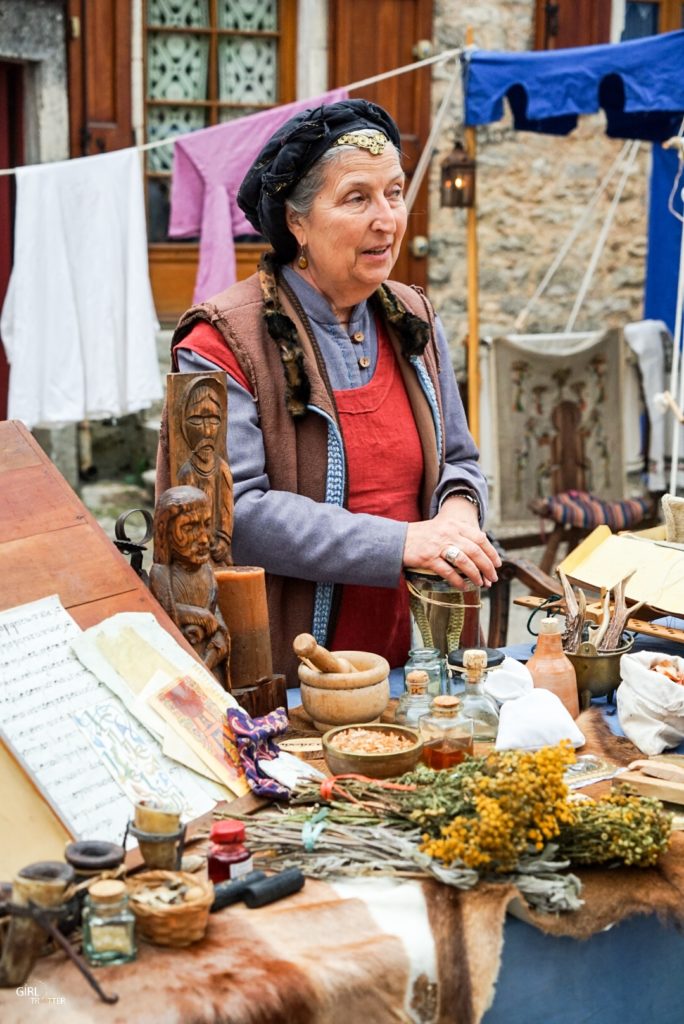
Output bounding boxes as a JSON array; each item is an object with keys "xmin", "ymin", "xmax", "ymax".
[
  {"xmin": 565, "ymin": 633, "xmax": 635, "ymax": 710},
  {"xmin": 293, "ymin": 633, "xmax": 390, "ymax": 732},
  {"xmin": 559, "ymin": 569, "xmax": 638, "ymax": 709}
]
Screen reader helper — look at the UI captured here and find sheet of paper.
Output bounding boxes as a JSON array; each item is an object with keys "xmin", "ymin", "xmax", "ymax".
[
  {"xmin": 0, "ymin": 596, "xmax": 218, "ymax": 845},
  {"xmin": 560, "ymin": 531, "xmax": 684, "ymax": 613},
  {"xmin": 0, "ymin": 596, "xmax": 138, "ymax": 842},
  {"xmin": 72, "ymin": 612, "xmax": 239, "ymax": 704},
  {"xmin": 150, "ymin": 674, "xmax": 249, "ymax": 796},
  {"xmin": 71, "ymin": 698, "xmax": 215, "ymax": 818},
  {"xmin": 71, "ymin": 612, "xmax": 239, "ymax": 786}
]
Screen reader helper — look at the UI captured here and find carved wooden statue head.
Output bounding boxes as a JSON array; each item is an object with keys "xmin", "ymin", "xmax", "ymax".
[
  {"xmin": 181, "ymin": 378, "xmax": 225, "ymax": 474},
  {"xmin": 153, "ymin": 485, "xmax": 212, "ymax": 571}
]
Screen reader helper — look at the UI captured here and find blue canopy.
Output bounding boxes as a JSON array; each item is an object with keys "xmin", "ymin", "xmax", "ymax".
[
  {"xmin": 464, "ymin": 30, "xmax": 684, "ymax": 141},
  {"xmin": 463, "ymin": 31, "xmax": 684, "ymax": 335}
]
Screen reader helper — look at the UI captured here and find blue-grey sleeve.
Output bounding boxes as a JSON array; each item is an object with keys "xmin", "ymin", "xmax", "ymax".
[
  {"xmin": 176, "ymin": 348, "xmax": 407, "ymax": 587},
  {"xmin": 431, "ymin": 317, "xmax": 489, "ymax": 523}
]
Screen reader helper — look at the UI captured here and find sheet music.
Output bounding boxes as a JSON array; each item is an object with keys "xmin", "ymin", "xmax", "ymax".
[{"xmin": 0, "ymin": 596, "xmax": 214, "ymax": 843}]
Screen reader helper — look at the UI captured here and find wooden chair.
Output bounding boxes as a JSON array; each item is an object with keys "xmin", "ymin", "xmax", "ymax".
[
  {"xmin": 485, "ymin": 538, "xmax": 561, "ymax": 648},
  {"xmin": 528, "ymin": 399, "xmax": 655, "ymax": 574}
]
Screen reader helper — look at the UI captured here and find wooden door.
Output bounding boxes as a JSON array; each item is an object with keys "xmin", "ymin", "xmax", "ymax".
[
  {"xmin": 534, "ymin": 0, "xmax": 611, "ymax": 49},
  {"xmin": 0, "ymin": 61, "xmax": 24, "ymax": 419},
  {"xmin": 67, "ymin": 0, "xmax": 133, "ymax": 155},
  {"xmin": 328, "ymin": 0, "xmax": 433, "ymax": 291}
]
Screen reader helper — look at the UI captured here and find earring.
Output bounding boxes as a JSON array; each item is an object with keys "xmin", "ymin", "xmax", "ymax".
[{"xmin": 298, "ymin": 246, "xmax": 308, "ymax": 270}]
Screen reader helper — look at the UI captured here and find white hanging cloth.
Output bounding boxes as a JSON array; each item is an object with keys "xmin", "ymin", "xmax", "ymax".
[{"xmin": 0, "ymin": 148, "xmax": 162, "ymax": 428}]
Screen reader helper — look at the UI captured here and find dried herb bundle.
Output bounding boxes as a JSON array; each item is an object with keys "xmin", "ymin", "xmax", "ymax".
[{"xmin": 557, "ymin": 788, "xmax": 672, "ymax": 866}]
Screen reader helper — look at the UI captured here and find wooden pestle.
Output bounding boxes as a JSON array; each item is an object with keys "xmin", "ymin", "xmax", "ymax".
[{"xmin": 293, "ymin": 633, "xmax": 357, "ymax": 674}]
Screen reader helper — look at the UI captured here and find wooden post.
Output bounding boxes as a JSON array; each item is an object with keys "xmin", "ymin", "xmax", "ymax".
[{"xmin": 465, "ymin": 26, "xmax": 480, "ymax": 447}]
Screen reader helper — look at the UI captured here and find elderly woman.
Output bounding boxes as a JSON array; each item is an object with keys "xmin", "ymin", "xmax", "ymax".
[{"xmin": 170, "ymin": 99, "xmax": 500, "ymax": 685}]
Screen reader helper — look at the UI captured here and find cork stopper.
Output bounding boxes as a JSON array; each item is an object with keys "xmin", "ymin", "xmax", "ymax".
[
  {"xmin": 88, "ymin": 879, "xmax": 126, "ymax": 904},
  {"xmin": 430, "ymin": 694, "xmax": 461, "ymax": 716},
  {"xmin": 538, "ymin": 616, "xmax": 563, "ymax": 636},
  {"xmin": 406, "ymin": 669, "xmax": 429, "ymax": 694},
  {"xmin": 463, "ymin": 649, "xmax": 487, "ymax": 677}
]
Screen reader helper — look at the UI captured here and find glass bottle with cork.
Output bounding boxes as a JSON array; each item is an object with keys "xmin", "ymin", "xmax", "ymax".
[
  {"xmin": 82, "ymin": 879, "xmax": 136, "ymax": 966},
  {"xmin": 207, "ymin": 819, "xmax": 254, "ymax": 883},
  {"xmin": 404, "ymin": 647, "xmax": 443, "ymax": 697},
  {"xmin": 418, "ymin": 695, "xmax": 474, "ymax": 769},
  {"xmin": 453, "ymin": 648, "xmax": 500, "ymax": 743},
  {"xmin": 395, "ymin": 668, "xmax": 432, "ymax": 727},
  {"xmin": 526, "ymin": 615, "xmax": 579, "ymax": 718}
]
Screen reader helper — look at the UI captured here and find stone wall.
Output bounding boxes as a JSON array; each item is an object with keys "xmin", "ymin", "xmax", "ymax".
[{"xmin": 429, "ymin": 1, "xmax": 650, "ymax": 376}]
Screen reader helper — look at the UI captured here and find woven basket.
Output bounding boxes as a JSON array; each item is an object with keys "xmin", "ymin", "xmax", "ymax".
[{"xmin": 127, "ymin": 870, "xmax": 213, "ymax": 947}]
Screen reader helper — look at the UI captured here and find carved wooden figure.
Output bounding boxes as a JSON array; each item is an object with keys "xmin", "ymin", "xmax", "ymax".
[
  {"xmin": 167, "ymin": 372, "xmax": 234, "ymax": 567},
  {"xmin": 150, "ymin": 486, "xmax": 230, "ymax": 687}
]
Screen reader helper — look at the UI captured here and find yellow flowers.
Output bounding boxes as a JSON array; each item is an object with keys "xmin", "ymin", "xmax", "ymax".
[{"xmin": 421, "ymin": 743, "xmax": 577, "ymax": 873}]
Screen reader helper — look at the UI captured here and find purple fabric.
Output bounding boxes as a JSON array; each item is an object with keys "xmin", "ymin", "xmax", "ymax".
[
  {"xmin": 226, "ymin": 705, "xmax": 290, "ymax": 800},
  {"xmin": 169, "ymin": 90, "xmax": 348, "ymax": 302}
]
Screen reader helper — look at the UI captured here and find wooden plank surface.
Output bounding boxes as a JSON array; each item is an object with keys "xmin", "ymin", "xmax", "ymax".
[
  {"xmin": 0, "ymin": 420, "xmax": 194, "ymax": 651},
  {"xmin": 0, "ymin": 464, "xmax": 87, "ymax": 542}
]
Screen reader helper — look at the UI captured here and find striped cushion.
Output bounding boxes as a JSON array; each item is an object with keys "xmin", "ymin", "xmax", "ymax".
[{"xmin": 531, "ymin": 489, "xmax": 652, "ymax": 530}]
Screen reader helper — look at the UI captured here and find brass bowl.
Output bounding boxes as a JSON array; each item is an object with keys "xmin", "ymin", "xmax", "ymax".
[
  {"xmin": 565, "ymin": 633, "xmax": 635, "ymax": 709},
  {"xmin": 322, "ymin": 723, "xmax": 423, "ymax": 779}
]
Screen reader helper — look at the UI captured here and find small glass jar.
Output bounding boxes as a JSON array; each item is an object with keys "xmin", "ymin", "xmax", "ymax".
[
  {"xmin": 404, "ymin": 647, "xmax": 443, "ymax": 697},
  {"xmin": 395, "ymin": 669, "xmax": 433, "ymax": 727},
  {"xmin": 82, "ymin": 879, "xmax": 136, "ymax": 966},
  {"xmin": 418, "ymin": 695, "xmax": 474, "ymax": 770},
  {"xmin": 207, "ymin": 819, "xmax": 254, "ymax": 883}
]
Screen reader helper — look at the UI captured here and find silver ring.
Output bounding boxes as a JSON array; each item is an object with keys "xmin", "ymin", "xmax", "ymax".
[{"xmin": 442, "ymin": 545, "xmax": 462, "ymax": 566}]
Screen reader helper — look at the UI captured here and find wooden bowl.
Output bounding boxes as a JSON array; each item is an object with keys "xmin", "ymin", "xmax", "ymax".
[
  {"xmin": 322, "ymin": 723, "xmax": 423, "ymax": 779},
  {"xmin": 298, "ymin": 650, "xmax": 390, "ymax": 732}
]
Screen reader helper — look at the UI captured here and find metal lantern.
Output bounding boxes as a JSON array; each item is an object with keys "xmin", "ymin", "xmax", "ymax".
[{"xmin": 440, "ymin": 142, "xmax": 476, "ymax": 208}]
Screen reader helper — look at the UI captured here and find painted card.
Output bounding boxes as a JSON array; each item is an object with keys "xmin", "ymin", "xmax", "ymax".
[{"xmin": 150, "ymin": 675, "xmax": 248, "ymax": 796}]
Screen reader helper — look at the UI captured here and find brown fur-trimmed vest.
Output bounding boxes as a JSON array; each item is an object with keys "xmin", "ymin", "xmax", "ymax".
[{"xmin": 168, "ymin": 261, "xmax": 446, "ymax": 686}]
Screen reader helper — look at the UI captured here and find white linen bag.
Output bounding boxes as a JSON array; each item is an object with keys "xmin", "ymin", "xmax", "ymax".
[
  {"xmin": 617, "ymin": 651, "xmax": 684, "ymax": 755},
  {"xmin": 495, "ymin": 689, "xmax": 585, "ymax": 750}
]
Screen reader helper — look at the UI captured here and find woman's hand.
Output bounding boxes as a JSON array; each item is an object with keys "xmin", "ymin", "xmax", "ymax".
[{"xmin": 402, "ymin": 495, "xmax": 501, "ymax": 591}]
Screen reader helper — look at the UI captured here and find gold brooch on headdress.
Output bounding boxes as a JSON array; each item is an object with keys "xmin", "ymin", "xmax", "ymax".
[{"xmin": 334, "ymin": 130, "xmax": 388, "ymax": 155}]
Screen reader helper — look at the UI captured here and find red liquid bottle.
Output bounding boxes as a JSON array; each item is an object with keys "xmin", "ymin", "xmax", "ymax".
[{"xmin": 207, "ymin": 820, "xmax": 253, "ymax": 883}]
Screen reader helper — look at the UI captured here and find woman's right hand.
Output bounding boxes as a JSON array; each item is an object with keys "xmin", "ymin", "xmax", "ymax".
[{"xmin": 402, "ymin": 507, "xmax": 501, "ymax": 592}]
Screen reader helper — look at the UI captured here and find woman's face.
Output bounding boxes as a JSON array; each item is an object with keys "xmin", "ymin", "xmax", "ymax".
[{"xmin": 286, "ymin": 143, "xmax": 407, "ymax": 314}]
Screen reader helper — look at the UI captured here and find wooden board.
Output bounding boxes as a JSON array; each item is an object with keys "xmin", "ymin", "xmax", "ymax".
[
  {"xmin": 513, "ymin": 594, "xmax": 684, "ymax": 647},
  {"xmin": 617, "ymin": 771, "xmax": 684, "ymax": 806},
  {"xmin": 0, "ymin": 420, "xmax": 193, "ymax": 641}
]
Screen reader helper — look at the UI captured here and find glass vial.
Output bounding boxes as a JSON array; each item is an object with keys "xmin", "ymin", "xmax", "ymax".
[
  {"xmin": 418, "ymin": 695, "xmax": 474, "ymax": 770},
  {"xmin": 207, "ymin": 819, "xmax": 254, "ymax": 883},
  {"xmin": 395, "ymin": 669, "xmax": 433, "ymax": 727},
  {"xmin": 526, "ymin": 616, "xmax": 579, "ymax": 719},
  {"xmin": 404, "ymin": 647, "xmax": 443, "ymax": 697},
  {"xmin": 82, "ymin": 879, "xmax": 136, "ymax": 966},
  {"xmin": 459, "ymin": 649, "xmax": 500, "ymax": 743}
]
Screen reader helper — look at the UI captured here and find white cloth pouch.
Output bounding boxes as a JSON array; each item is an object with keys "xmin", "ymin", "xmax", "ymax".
[
  {"xmin": 484, "ymin": 657, "xmax": 534, "ymax": 705},
  {"xmin": 495, "ymin": 688, "xmax": 585, "ymax": 751},
  {"xmin": 616, "ymin": 650, "xmax": 684, "ymax": 755}
]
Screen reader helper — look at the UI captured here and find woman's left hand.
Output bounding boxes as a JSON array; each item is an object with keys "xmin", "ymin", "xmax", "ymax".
[{"xmin": 402, "ymin": 495, "xmax": 501, "ymax": 591}]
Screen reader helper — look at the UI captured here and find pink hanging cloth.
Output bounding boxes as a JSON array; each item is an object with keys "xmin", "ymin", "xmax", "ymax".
[{"xmin": 169, "ymin": 89, "xmax": 349, "ymax": 302}]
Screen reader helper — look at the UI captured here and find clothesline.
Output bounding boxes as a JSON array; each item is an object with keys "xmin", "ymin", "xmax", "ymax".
[{"xmin": 0, "ymin": 47, "xmax": 463, "ymax": 176}]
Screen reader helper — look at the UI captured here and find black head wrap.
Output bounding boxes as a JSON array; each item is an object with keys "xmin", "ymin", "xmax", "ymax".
[{"xmin": 237, "ymin": 99, "xmax": 401, "ymax": 263}]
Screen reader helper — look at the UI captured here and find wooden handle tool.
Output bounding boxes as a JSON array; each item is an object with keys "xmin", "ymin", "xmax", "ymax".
[{"xmin": 293, "ymin": 633, "xmax": 356, "ymax": 674}]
